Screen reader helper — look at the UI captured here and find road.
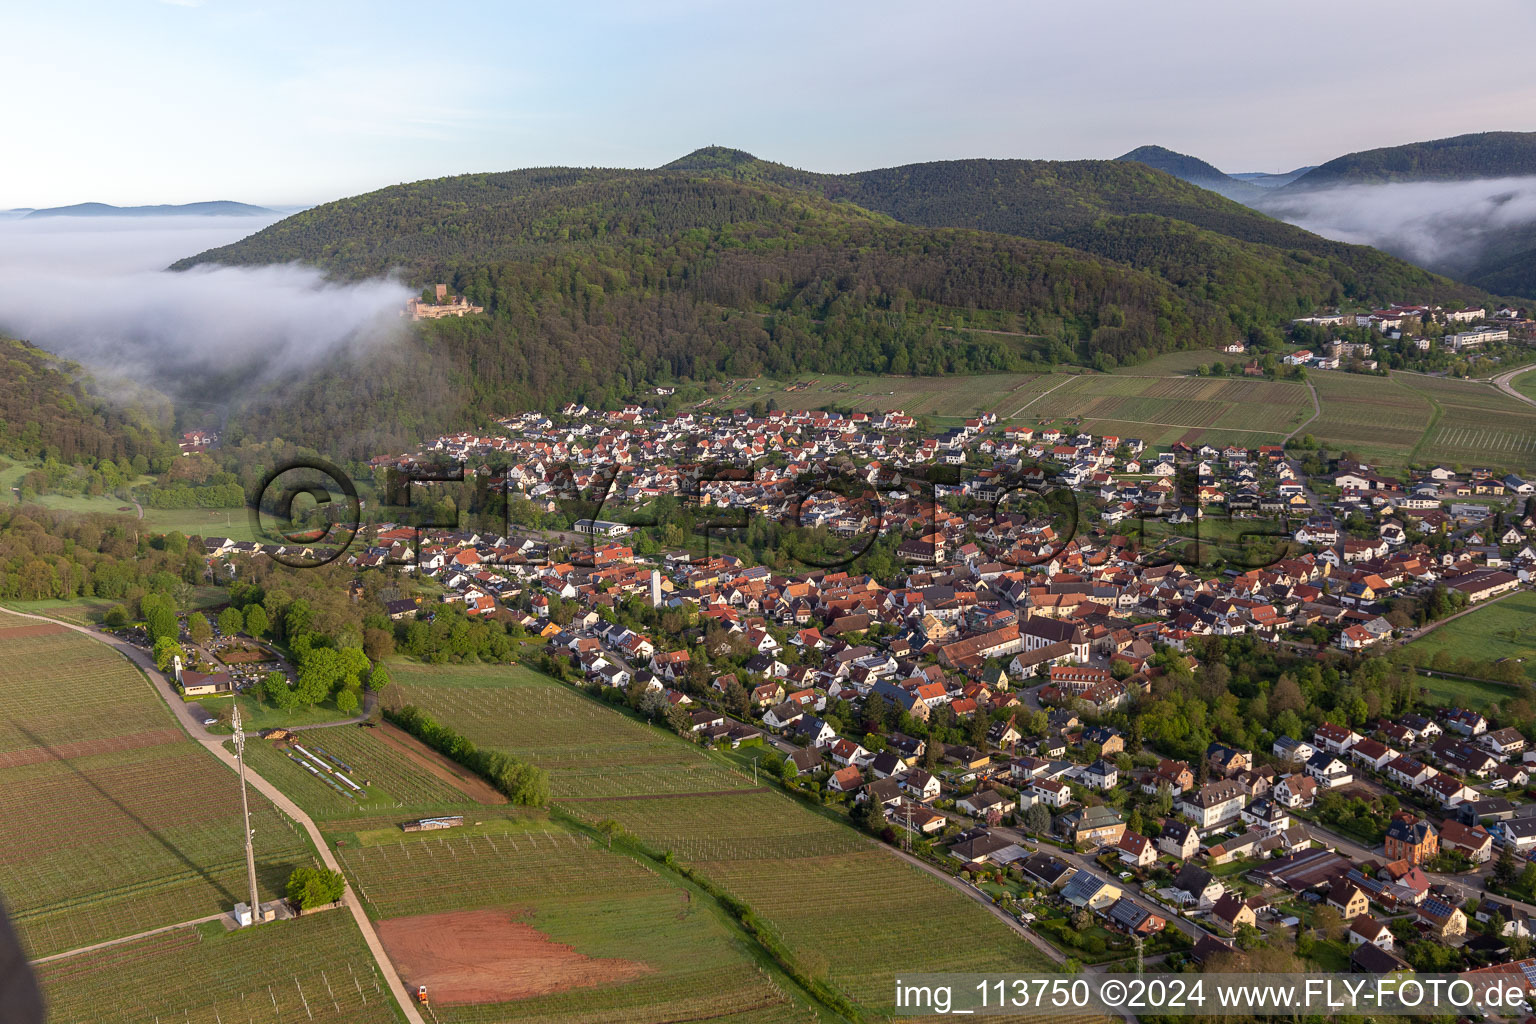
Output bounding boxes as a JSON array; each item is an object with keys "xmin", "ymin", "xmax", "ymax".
[
  {"xmin": 0, "ymin": 607, "xmax": 426, "ymax": 1024},
  {"xmin": 995, "ymin": 827, "xmax": 1223, "ymax": 948},
  {"xmin": 1492, "ymin": 366, "xmax": 1536, "ymax": 409}
]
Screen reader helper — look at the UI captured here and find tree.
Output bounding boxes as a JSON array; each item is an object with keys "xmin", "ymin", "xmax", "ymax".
[
  {"xmin": 153, "ymin": 636, "xmax": 182, "ymax": 673},
  {"xmin": 362, "ymin": 626, "xmax": 394, "ymax": 661},
  {"xmin": 1311, "ymin": 904, "xmax": 1344, "ymax": 942},
  {"xmin": 103, "ymin": 604, "xmax": 129, "ymax": 629},
  {"xmin": 723, "ymin": 679, "xmax": 750, "ymax": 718},
  {"xmin": 187, "ymin": 612, "xmax": 212, "ymax": 645},
  {"xmin": 335, "ymin": 688, "xmax": 360, "ymax": 716},
  {"xmin": 1495, "ymin": 842, "xmax": 1519, "ymax": 888},
  {"xmin": 142, "ymin": 594, "xmax": 178, "ymax": 645},
  {"xmin": 855, "ymin": 795, "xmax": 887, "ymax": 834},
  {"xmin": 261, "ymin": 670, "xmax": 298, "ymax": 711},
  {"xmin": 1023, "ymin": 802, "xmax": 1052, "ymax": 834},
  {"xmin": 243, "ymin": 603, "xmax": 270, "ymax": 639},
  {"xmin": 366, "ymin": 663, "xmax": 391, "ymax": 693},
  {"xmin": 217, "ymin": 606, "xmax": 244, "ymax": 636},
  {"xmin": 285, "ymin": 867, "xmax": 345, "ymax": 910},
  {"xmin": 663, "ymin": 701, "xmax": 693, "ymax": 735}
]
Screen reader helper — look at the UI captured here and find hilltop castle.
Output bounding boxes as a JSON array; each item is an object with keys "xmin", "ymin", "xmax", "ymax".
[{"xmin": 404, "ymin": 284, "xmax": 484, "ymax": 321}]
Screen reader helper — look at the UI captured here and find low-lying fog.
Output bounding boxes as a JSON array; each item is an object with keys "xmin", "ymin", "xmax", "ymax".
[
  {"xmin": 0, "ymin": 215, "xmax": 411, "ymax": 395},
  {"xmin": 1255, "ymin": 176, "xmax": 1536, "ymax": 275}
]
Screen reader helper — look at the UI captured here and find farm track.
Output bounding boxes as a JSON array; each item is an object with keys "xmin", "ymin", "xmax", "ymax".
[
  {"xmin": 1003, "ymin": 375, "xmax": 1074, "ymax": 419},
  {"xmin": 0, "ymin": 606, "xmax": 426, "ymax": 1024},
  {"xmin": 1397, "ymin": 375, "xmax": 1445, "ymax": 463},
  {"xmin": 1282, "ymin": 380, "xmax": 1321, "ymax": 443}
]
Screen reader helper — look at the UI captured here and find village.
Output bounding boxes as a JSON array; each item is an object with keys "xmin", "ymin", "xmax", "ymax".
[{"xmin": 187, "ymin": 302, "xmax": 1536, "ymax": 981}]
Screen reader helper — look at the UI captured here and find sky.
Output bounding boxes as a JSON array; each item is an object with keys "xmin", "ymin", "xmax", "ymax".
[{"xmin": 4, "ymin": 0, "xmax": 1536, "ymax": 208}]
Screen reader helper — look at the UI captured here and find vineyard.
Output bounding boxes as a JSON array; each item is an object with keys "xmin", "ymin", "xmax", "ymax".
[
  {"xmin": 0, "ymin": 623, "xmax": 314, "ymax": 958},
  {"xmin": 0, "ymin": 622, "xmax": 172, "ymax": 753},
  {"xmin": 563, "ymin": 789, "xmax": 868, "ymax": 862},
  {"xmin": 238, "ymin": 724, "xmax": 475, "ymax": 820},
  {"xmin": 717, "ymin": 372, "xmax": 1050, "ymax": 420},
  {"xmin": 390, "ymin": 664, "xmax": 755, "ymax": 799},
  {"xmin": 1020, "ymin": 373, "xmax": 1310, "ymax": 446},
  {"xmin": 1403, "ymin": 373, "xmax": 1536, "ymax": 473},
  {"xmin": 336, "ymin": 823, "xmax": 816, "ymax": 1024},
  {"xmin": 1306, "ymin": 371, "xmax": 1431, "ymax": 462},
  {"xmin": 36, "ymin": 909, "xmax": 397, "ymax": 1024},
  {"xmin": 387, "ymin": 661, "xmax": 1056, "ymax": 1019},
  {"xmin": 696, "ymin": 849, "xmax": 1054, "ymax": 1013}
]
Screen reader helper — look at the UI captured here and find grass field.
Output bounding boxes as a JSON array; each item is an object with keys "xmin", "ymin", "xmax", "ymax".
[
  {"xmin": 1513, "ymin": 369, "xmax": 1536, "ymax": 403},
  {"xmin": 36, "ymin": 907, "xmax": 399, "ymax": 1024},
  {"xmin": 1416, "ymin": 671, "xmax": 1519, "ymax": 712},
  {"xmin": 1, "ymin": 458, "xmax": 260, "ymax": 541},
  {"xmin": 385, "ymin": 662, "xmax": 1054, "ymax": 1020},
  {"xmin": 4, "ymin": 585, "xmax": 228, "ymax": 628},
  {"xmin": 334, "ymin": 820, "xmax": 818, "ymax": 1024},
  {"xmin": 0, "ymin": 619, "xmax": 314, "ymax": 958},
  {"xmin": 238, "ymin": 723, "xmax": 478, "ymax": 821},
  {"xmin": 1405, "ymin": 591, "xmax": 1536, "ymax": 686}
]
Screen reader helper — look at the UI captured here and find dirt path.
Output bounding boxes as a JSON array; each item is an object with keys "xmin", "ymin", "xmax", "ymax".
[
  {"xmin": 28, "ymin": 903, "xmax": 344, "ymax": 968},
  {"xmin": 371, "ymin": 721, "xmax": 507, "ymax": 805},
  {"xmin": 1003, "ymin": 375, "xmax": 1075, "ymax": 420},
  {"xmin": 0, "ymin": 606, "xmax": 427, "ymax": 1024},
  {"xmin": 1404, "ymin": 587, "xmax": 1520, "ymax": 642},
  {"xmin": 1283, "ymin": 379, "xmax": 1321, "ymax": 443}
]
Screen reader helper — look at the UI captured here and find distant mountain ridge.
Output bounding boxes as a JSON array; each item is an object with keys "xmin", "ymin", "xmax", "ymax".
[
  {"xmin": 1110, "ymin": 133, "xmax": 1536, "ymax": 296},
  {"xmin": 25, "ymin": 200, "xmax": 273, "ymax": 218},
  {"xmin": 1114, "ymin": 145, "xmax": 1264, "ymax": 203},
  {"xmin": 1281, "ymin": 131, "xmax": 1536, "ymax": 190}
]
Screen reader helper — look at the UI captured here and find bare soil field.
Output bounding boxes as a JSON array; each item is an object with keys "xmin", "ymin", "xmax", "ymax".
[
  {"xmin": 372, "ymin": 721, "xmax": 507, "ymax": 805},
  {"xmin": 377, "ymin": 908, "xmax": 650, "ymax": 1005},
  {"xmin": 0, "ymin": 621, "xmax": 68, "ymax": 639}
]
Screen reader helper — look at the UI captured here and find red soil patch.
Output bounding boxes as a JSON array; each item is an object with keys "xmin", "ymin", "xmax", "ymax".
[
  {"xmin": 216, "ymin": 645, "xmax": 275, "ymax": 664},
  {"xmin": 377, "ymin": 908, "xmax": 650, "ymax": 1005},
  {"xmin": 371, "ymin": 721, "xmax": 507, "ymax": 805},
  {"xmin": 0, "ymin": 728, "xmax": 183, "ymax": 770},
  {"xmin": 0, "ymin": 622, "xmax": 68, "ymax": 639}
]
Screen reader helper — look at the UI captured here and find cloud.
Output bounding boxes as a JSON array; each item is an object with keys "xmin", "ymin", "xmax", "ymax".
[
  {"xmin": 0, "ymin": 216, "xmax": 411, "ymax": 401},
  {"xmin": 1255, "ymin": 176, "xmax": 1536, "ymax": 273}
]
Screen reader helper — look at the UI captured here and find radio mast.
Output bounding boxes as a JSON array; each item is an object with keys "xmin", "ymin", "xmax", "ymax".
[{"xmin": 231, "ymin": 702, "xmax": 260, "ymax": 924}]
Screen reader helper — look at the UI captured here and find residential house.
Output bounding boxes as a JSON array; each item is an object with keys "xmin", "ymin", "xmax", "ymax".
[
  {"xmin": 1158, "ymin": 820, "xmax": 1201, "ymax": 860},
  {"xmin": 1383, "ymin": 814, "xmax": 1439, "ymax": 866},
  {"xmin": 1326, "ymin": 879, "xmax": 1369, "ymax": 919},
  {"xmin": 1116, "ymin": 831, "xmax": 1158, "ymax": 869},
  {"xmin": 1348, "ymin": 915, "xmax": 1394, "ymax": 951}
]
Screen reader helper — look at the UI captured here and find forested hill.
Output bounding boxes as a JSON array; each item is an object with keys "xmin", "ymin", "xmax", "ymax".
[
  {"xmin": 1281, "ymin": 132, "xmax": 1536, "ymax": 189},
  {"xmin": 1115, "ymin": 145, "xmax": 1263, "ymax": 203},
  {"xmin": 0, "ymin": 338, "xmax": 173, "ymax": 464},
  {"xmin": 173, "ymin": 150, "xmax": 1491, "ymax": 457}
]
